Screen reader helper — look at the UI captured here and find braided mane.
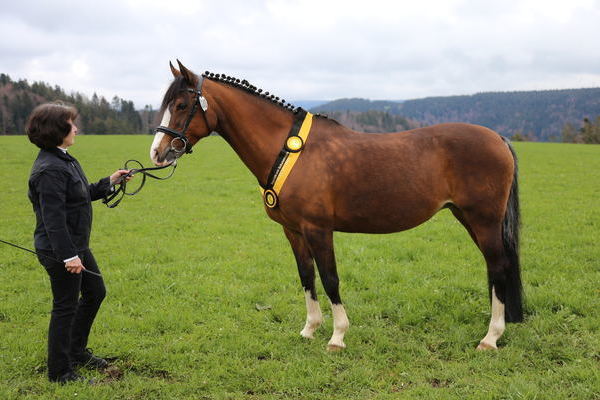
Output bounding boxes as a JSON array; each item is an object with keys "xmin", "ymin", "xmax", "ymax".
[
  {"xmin": 202, "ymin": 71, "xmax": 303, "ymax": 114},
  {"xmin": 161, "ymin": 71, "xmax": 332, "ymax": 121}
]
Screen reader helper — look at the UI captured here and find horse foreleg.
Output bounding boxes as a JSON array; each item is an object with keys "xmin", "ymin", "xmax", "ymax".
[
  {"xmin": 302, "ymin": 227, "xmax": 349, "ymax": 351},
  {"xmin": 283, "ymin": 227, "xmax": 323, "ymax": 339}
]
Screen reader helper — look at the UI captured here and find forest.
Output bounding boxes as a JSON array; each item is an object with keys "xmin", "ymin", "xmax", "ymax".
[
  {"xmin": 312, "ymin": 88, "xmax": 600, "ymax": 142},
  {"xmin": 0, "ymin": 73, "xmax": 156, "ymax": 135},
  {"xmin": 2, "ymin": 72, "xmax": 598, "ymax": 143}
]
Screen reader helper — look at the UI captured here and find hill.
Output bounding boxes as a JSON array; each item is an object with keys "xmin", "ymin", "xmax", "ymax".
[
  {"xmin": 0, "ymin": 73, "xmax": 157, "ymax": 135},
  {"xmin": 311, "ymin": 88, "xmax": 600, "ymax": 141}
]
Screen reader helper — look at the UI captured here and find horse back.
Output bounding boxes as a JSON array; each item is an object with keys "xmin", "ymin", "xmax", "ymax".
[{"xmin": 272, "ymin": 121, "xmax": 514, "ymax": 234}]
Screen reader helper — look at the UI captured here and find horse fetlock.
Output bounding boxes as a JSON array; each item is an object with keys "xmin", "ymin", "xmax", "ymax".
[
  {"xmin": 300, "ymin": 317, "xmax": 322, "ymax": 339},
  {"xmin": 491, "ymin": 321, "xmax": 506, "ymax": 337}
]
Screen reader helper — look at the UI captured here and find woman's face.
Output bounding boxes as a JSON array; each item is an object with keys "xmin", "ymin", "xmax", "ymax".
[{"xmin": 60, "ymin": 119, "xmax": 78, "ymax": 148}]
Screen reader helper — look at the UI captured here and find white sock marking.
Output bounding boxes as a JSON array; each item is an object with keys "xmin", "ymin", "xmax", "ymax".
[
  {"xmin": 479, "ymin": 286, "xmax": 505, "ymax": 349},
  {"xmin": 328, "ymin": 303, "xmax": 349, "ymax": 349},
  {"xmin": 300, "ymin": 291, "xmax": 322, "ymax": 339}
]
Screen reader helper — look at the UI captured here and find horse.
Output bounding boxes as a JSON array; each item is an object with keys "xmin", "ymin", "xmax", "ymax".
[{"xmin": 150, "ymin": 60, "xmax": 523, "ymax": 351}]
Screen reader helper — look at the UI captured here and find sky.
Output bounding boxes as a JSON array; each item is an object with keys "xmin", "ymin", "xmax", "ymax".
[{"xmin": 1, "ymin": 0, "xmax": 599, "ymax": 109}]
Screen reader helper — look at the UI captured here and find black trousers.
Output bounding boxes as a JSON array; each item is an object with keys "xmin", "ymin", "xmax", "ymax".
[{"xmin": 37, "ymin": 248, "xmax": 106, "ymax": 381}]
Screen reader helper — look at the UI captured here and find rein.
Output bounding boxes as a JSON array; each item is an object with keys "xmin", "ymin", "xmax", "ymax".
[
  {"xmin": 102, "ymin": 159, "xmax": 177, "ymax": 208},
  {"xmin": 0, "ymin": 238, "xmax": 103, "ymax": 277},
  {"xmin": 0, "ymin": 161, "xmax": 178, "ymax": 275}
]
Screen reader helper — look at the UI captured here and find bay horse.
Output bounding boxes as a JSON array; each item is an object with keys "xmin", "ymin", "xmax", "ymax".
[{"xmin": 150, "ymin": 61, "xmax": 523, "ymax": 351}]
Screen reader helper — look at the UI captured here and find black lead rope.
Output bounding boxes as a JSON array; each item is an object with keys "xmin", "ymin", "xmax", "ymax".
[
  {"xmin": 102, "ymin": 159, "xmax": 177, "ymax": 208},
  {"xmin": 0, "ymin": 238, "xmax": 102, "ymax": 277},
  {"xmin": 1, "ymin": 160, "xmax": 177, "ymax": 277}
]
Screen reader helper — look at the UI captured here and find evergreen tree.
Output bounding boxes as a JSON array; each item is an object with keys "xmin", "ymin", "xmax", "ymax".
[{"xmin": 0, "ymin": 74, "xmax": 147, "ymax": 134}]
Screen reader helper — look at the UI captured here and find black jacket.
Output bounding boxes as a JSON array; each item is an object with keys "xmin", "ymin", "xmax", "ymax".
[{"xmin": 28, "ymin": 148, "xmax": 112, "ymax": 260}]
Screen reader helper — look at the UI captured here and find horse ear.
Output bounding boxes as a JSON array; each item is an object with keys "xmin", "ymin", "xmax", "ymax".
[
  {"xmin": 176, "ymin": 59, "xmax": 196, "ymax": 85},
  {"xmin": 170, "ymin": 61, "xmax": 181, "ymax": 78}
]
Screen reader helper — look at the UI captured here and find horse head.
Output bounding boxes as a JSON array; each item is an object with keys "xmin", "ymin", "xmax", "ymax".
[{"xmin": 150, "ymin": 60, "xmax": 214, "ymax": 166}]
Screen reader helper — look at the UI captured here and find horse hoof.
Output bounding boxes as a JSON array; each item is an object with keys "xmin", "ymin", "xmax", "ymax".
[
  {"xmin": 476, "ymin": 341, "xmax": 497, "ymax": 351},
  {"xmin": 300, "ymin": 330, "xmax": 315, "ymax": 340},
  {"xmin": 327, "ymin": 343, "xmax": 346, "ymax": 352}
]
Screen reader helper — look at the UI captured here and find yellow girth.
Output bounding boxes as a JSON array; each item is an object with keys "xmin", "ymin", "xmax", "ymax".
[{"xmin": 262, "ymin": 112, "xmax": 313, "ymax": 208}]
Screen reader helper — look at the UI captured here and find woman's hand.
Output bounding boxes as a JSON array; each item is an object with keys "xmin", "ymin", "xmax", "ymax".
[
  {"xmin": 65, "ymin": 257, "xmax": 85, "ymax": 274},
  {"xmin": 110, "ymin": 170, "xmax": 132, "ymax": 185}
]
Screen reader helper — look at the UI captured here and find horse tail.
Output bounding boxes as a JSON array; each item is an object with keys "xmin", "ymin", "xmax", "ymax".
[{"xmin": 500, "ymin": 137, "xmax": 524, "ymax": 323}]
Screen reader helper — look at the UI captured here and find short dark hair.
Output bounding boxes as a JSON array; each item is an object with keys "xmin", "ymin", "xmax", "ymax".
[{"xmin": 25, "ymin": 102, "xmax": 78, "ymax": 149}]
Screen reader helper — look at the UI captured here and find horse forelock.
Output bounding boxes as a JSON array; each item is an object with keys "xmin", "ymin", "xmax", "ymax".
[{"xmin": 160, "ymin": 76, "xmax": 189, "ymax": 112}]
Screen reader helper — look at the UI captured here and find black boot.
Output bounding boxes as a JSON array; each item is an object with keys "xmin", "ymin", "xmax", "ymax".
[
  {"xmin": 71, "ymin": 348, "xmax": 109, "ymax": 370},
  {"xmin": 54, "ymin": 371, "xmax": 95, "ymax": 385}
]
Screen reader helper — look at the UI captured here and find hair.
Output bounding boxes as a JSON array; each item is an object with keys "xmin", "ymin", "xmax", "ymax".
[
  {"xmin": 161, "ymin": 73, "xmax": 302, "ymax": 114},
  {"xmin": 25, "ymin": 102, "xmax": 78, "ymax": 149},
  {"xmin": 160, "ymin": 71, "xmax": 338, "ymax": 126},
  {"xmin": 200, "ymin": 72, "xmax": 336, "ymax": 123}
]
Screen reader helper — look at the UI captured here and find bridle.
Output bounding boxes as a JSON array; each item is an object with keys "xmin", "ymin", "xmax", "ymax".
[{"xmin": 154, "ymin": 75, "xmax": 210, "ymax": 155}]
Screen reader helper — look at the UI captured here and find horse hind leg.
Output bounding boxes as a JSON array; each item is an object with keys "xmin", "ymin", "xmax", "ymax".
[
  {"xmin": 283, "ymin": 227, "xmax": 323, "ymax": 339},
  {"xmin": 469, "ymin": 221, "xmax": 523, "ymax": 350},
  {"xmin": 449, "ymin": 205, "xmax": 480, "ymax": 246},
  {"xmin": 451, "ymin": 199, "xmax": 523, "ymax": 349},
  {"xmin": 301, "ymin": 226, "xmax": 349, "ymax": 351}
]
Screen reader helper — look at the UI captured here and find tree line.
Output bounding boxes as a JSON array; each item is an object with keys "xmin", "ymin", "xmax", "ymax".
[
  {"xmin": 0, "ymin": 73, "xmax": 158, "ymax": 135},
  {"xmin": 561, "ymin": 117, "xmax": 600, "ymax": 144},
  {"xmin": 312, "ymin": 88, "xmax": 600, "ymax": 142},
  {"xmin": 321, "ymin": 110, "xmax": 419, "ymax": 133}
]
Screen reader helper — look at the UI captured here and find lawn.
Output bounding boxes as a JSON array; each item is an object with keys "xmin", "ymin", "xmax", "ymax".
[{"xmin": 0, "ymin": 135, "xmax": 598, "ymax": 399}]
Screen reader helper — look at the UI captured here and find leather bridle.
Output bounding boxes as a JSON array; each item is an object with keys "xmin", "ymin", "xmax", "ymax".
[{"xmin": 154, "ymin": 75, "xmax": 209, "ymax": 155}]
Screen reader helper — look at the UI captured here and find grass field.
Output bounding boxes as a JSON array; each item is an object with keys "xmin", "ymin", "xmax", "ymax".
[{"xmin": 0, "ymin": 135, "xmax": 598, "ymax": 399}]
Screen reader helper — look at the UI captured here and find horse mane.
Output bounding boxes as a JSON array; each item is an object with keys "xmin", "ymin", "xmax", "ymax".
[
  {"xmin": 161, "ymin": 71, "xmax": 338, "ymax": 124},
  {"xmin": 160, "ymin": 76, "xmax": 189, "ymax": 112},
  {"xmin": 202, "ymin": 71, "xmax": 305, "ymax": 113}
]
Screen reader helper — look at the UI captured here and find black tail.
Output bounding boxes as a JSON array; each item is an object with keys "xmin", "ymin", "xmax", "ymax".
[{"xmin": 500, "ymin": 137, "xmax": 524, "ymax": 323}]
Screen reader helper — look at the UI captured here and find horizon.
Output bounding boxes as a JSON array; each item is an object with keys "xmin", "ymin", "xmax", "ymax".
[{"xmin": 3, "ymin": 71, "xmax": 599, "ymax": 111}]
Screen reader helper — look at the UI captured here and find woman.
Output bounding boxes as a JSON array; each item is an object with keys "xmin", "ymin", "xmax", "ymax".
[{"xmin": 26, "ymin": 102, "xmax": 130, "ymax": 383}]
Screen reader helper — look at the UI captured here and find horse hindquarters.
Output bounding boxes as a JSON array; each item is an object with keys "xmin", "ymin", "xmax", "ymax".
[{"xmin": 455, "ymin": 138, "xmax": 523, "ymax": 349}]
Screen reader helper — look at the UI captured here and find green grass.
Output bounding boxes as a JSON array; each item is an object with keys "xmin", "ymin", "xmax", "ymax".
[{"xmin": 0, "ymin": 135, "xmax": 598, "ymax": 399}]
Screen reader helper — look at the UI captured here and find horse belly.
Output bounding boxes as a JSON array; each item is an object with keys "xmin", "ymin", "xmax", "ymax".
[{"xmin": 333, "ymin": 184, "xmax": 447, "ymax": 234}]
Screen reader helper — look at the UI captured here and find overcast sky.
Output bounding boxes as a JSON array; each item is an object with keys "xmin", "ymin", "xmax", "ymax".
[{"xmin": 1, "ymin": 0, "xmax": 599, "ymax": 108}]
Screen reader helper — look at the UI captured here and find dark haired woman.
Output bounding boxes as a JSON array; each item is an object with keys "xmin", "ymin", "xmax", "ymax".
[{"xmin": 26, "ymin": 102, "xmax": 130, "ymax": 383}]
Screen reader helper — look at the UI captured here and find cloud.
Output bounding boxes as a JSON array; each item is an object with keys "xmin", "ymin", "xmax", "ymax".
[{"xmin": 1, "ymin": 0, "xmax": 599, "ymax": 107}]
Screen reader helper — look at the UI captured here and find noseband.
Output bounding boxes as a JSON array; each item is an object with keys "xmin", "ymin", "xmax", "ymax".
[{"xmin": 154, "ymin": 75, "xmax": 209, "ymax": 154}]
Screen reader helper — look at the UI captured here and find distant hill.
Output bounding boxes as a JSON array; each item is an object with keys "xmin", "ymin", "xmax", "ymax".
[
  {"xmin": 311, "ymin": 88, "xmax": 600, "ymax": 141},
  {"xmin": 312, "ymin": 98, "xmax": 401, "ymax": 113},
  {"xmin": 317, "ymin": 110, "xmax": 419, "ymax": 133},
  {"xmin": 292, "ymin": 100, "xmax": 329, "ymax": 110}
]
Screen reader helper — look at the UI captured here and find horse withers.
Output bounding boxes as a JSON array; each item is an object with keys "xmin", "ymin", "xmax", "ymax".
[{"xmin": 150, "ymin": 61, "xmax": 523, "ymax": 351}]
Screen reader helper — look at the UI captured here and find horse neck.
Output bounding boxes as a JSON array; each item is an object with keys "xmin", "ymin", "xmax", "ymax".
[{"xmin": 207, "ymin": 81, "xmax": 294, "ymax": 185}]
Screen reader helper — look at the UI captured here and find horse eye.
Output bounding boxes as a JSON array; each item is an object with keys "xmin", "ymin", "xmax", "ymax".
[{"xmin": 176, "ymin": 102, "xmax": 187, "ymax": 111}]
